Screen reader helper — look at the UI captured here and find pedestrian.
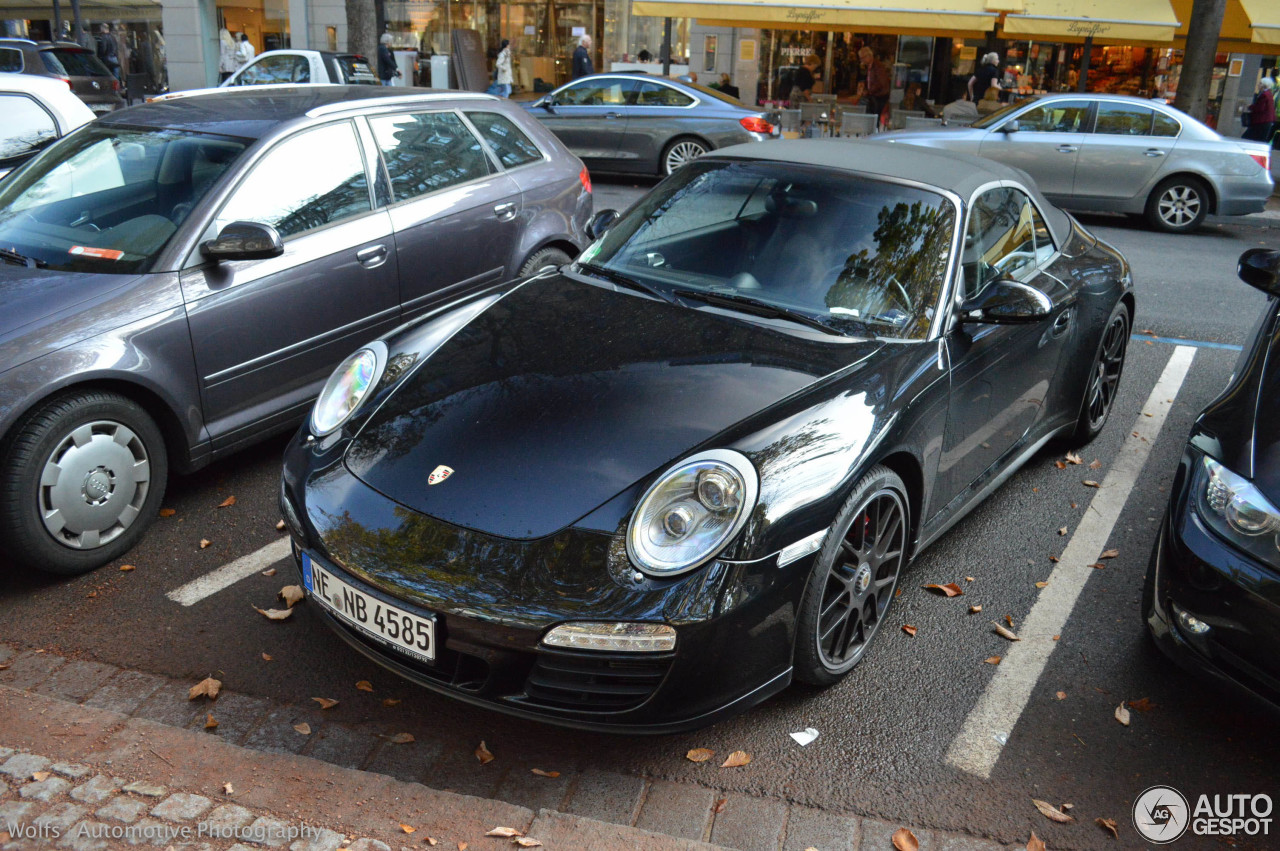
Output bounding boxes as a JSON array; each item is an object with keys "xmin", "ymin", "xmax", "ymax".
[
  {"xmin": 572, "ymin": 34, "xmax": 593, "ymax": 79},
  {"xmin": 218, "ymin": 27, "xmax": 236, "ymax": 82},
  {"xmin": 968, "ymin": 52, "xmax": 1001, "ymax": 101},
  {"xmin": 494, "ymin": 38, "xmax": 512, "ymax": 97},
  {"xmin": 637, "ymin": 48, "xmax": 651, "ymax": 62},
  {"xmin": 788, "ymin": 55, "xmax": 815, "ymax": 105},
  {"xmin": 717, "ymin": 73, "xmax": 739, "ymax": 99},
  {"xmin": 235, "ymin": 33, "xmax": 254, "ymax": 72},
  {"xmin": 860, "ymin": 46, "xmax": 889, "ymax": 126},
  {"xmin": 96, "ymin": 23, "xmax": 121, "ymax": 81},
  {"xmin": 378, "ymin": 33, "xmax": 400, "ymax": 86},
  {"xmin": 1243, "ymin": 77, "xmax": 1276, "ymax": 143}
]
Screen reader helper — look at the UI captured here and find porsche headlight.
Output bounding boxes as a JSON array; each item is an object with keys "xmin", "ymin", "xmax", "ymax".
[
  {"xmin": 626, "ymin": 449, "xmax": 758, "ymax": 577},
  {"xmin": 311, "ymin": 342, "xmax": 386, "ymax": 436},
  {"xmin": 1196, "ymin": 455, "xmax": 1280, "ymax": 563}
]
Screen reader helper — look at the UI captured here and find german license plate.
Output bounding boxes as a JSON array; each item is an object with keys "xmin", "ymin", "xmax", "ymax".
[{"xmin": 302, "ymin": 554, "xmax": 435, "ymax": 663}]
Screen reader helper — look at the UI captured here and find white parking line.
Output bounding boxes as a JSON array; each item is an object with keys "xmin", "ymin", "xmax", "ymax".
[
  {"xmin": 166, "ymin": 538, "xmax": 292, "ymax": 607},
  {"xmin": 944, "ymin": 345, "xmax": 1196, "ymax": 779}
]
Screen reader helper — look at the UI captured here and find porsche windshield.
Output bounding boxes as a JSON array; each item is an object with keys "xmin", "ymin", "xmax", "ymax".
[
  {"xmin": 0, "ymin": 125, "xmax": 248, "ymax": 274},
  {"xmin": 582, "ymin": 160, "xmax": 957, "ymax": 340}
]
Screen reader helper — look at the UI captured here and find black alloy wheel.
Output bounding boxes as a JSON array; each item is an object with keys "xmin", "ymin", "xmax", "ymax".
[
  {"xmin": 1074, "ymin": 301, "xmax": 1130, "ymax": 444},
  {"xmin": 794, "ymin": 466, "xmax": 909, "ymax": 686}
]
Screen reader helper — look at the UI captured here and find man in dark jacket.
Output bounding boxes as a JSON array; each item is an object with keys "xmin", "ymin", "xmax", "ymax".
[
  {"xmin": 377, "ymin": 33, "xmax": 400, "ymax": 86},
  {"xmin": 96, "ymin": 24, "xmax": 121, "ymax": 81},
  {"xmin": 572, "ymin": 35, "xmax": 594, "ymax": 79}
]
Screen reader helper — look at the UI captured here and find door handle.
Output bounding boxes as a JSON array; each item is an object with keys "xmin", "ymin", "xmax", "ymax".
[
  {"xmin": 356, "ymin": 244, "xmax": 388, "ymax": 268},
  {"xmin": 1051, "ymin": 310, "xmax": 1072, "ymax": 337},
  {"xmin": 494, "ymin": 202, "xmax": 517, "ymax": 221},
  {"xmin": 1056, "ymin": 145, "xmax": 1078, "ymax": 153},
  {"xmin": 1144, "ymin": 148, "xmax": 1166, "ymax": 157},
  {"xmin": 604, "ymin": 111, "xmax": 622, "ymax": 119}
]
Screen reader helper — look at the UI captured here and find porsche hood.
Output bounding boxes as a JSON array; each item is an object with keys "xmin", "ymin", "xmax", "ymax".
[{"xmin": 344, "ymin": 274, "xmax": 878, "ymax": 539}]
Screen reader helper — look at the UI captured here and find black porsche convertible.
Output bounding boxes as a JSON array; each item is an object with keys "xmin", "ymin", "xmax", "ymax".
[{"xmin": 280, "ymin": 141, "xmax": 1134, "ymax": 731}]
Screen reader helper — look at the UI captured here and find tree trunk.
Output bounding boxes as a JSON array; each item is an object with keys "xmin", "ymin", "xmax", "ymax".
[
  {"xmin": 1174, "ymin": 0, "xmax": 1227, "ymax": 121},
  {"xmin": 346, "ymin": 0, "xmax": 376, "ymax": 65}
]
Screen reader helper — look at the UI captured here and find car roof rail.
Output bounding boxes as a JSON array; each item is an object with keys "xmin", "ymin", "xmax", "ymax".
[
  {"xmin": 306, "ymin": 91, "xmax": 495, "ymax": 117},
  {"xmin": 0, "ymin": 37, "xmax": 38, "ymax": 45}
]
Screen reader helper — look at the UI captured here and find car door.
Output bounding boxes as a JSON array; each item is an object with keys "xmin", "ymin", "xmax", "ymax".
[
  {"xmin": 939, "ymin": 186, "xmax": 1070, "ymax": 501},
  {"xmin": 365, "ymin": 109, "xmax": 523, "ymax": 319},
  {"xmin": 1073, "ymin": 102, "xmax": 1179, "ymax": 202},
  {"xmin": 978, "ymin": 99, "xmax": 1092, "ymax": 200},
  {"xmin": 614, "ymin": 80, "xmax": 698, "ymax": 173},
  {"xmin": 535, "ymin": 77, "xmax": 638, "ymax": 166},
  {"xmin": 181, "ymin": 119, "xmax": 400, "ymax": 447}
]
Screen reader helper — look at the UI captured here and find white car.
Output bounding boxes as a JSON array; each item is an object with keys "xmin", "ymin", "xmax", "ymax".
[
  {"xmin": 0, "ymin": 72, "xmax": 94, "ymax": 179},
  {"xmin": 223, "ymin": 50, "xmax": 378, "ymax": 88}
]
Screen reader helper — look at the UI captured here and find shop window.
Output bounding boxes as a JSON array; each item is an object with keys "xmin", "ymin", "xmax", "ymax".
[
  {"xmin": 1094, "ymin": 103, "xmax": 1154, "ymax": 136},
  {"xmin": 0, "ymin": 95, "xmax": 57, "ymax": 163},
  {"xmin": 1013, "ymin": 100, "xmax": 1090, "ymax": 134},
  {"xmin": 369, "ymin": 111, "xmax": 490, "ymax": 202},
  {"xmin": 466, "ymin": 112, "xmax": 543, "ymax": 169},
  {"xmin": 1152, "ymin": 112, "xmax": 1181, "ymax": 138},
  {"xmin": 637, "ymin": 82, "xmax": 693, "ymax": 107},
  {"xmin": 555, "ymin": 78, "xmax": 636, "ymax": 106},
  {"xmin": 0, "ymin": 48, "xmax": 22, "ymax": 73}
]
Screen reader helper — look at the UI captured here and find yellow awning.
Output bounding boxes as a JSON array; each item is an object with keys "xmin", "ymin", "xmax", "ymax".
[
  {"xmin": 1168, "ymin": 0, "xmax": 1280, "ymax": 56},
  {"xmin": 998, "ymin": 0, "xmax": 1180, "ymax": 45},
  {"xmin": 630, "ymin": 0, "xmax": 998, "ymax": 36},
  {"xmin": 1235, "ymin": 0, "xmax": 1280, "ymax": 46}
]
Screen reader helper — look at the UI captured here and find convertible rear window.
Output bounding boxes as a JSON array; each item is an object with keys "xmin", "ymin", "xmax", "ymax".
[{"xmin": 585, "ymin": 160, "xmax": 957, "ymax": 340}]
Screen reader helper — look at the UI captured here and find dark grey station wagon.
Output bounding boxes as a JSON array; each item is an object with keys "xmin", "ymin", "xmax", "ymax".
[{"xmin": 0, "ymin": 85, "xmax": 593, "ymax": 575}]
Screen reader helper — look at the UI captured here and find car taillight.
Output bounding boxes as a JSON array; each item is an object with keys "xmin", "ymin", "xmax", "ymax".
[
  {"xmin": 60, "ymin": 76, "xmax": 72, "ymax": 90},
  {"xmin": 740, "ymin": 115, "xmax": 774, "ymax": 134},
  {"xmin": 1248, "ymin": 151, "xmax": 1270, "ymax": 171},
  {"xmin": 579, "ymin": 166, "xmax": 592, "ymax": 194},
  {"xmin": 112, "ymin": 78, "xmax": 119, "ymax": 92}
]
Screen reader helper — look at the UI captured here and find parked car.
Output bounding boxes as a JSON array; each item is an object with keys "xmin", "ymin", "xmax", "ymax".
[
  {"xmin": 0, "ymin": 86, "xmax": 591, "ymax": 575},
  {"xmin": 883, "ymin": 93, "xmax": 1273, "ymax": 234},
  {"xmin": 280, "ymin": 140, "xmax": 1133, "ymax": 731},
  {"xmin": 0, "ymin": 38, "xmax": 125, "ymax": 115},
  {"xmin": 0, "ymin": 72, "xmax": 94, "ymax": 179},
  {"xmin": 1145, "ymin": 248, "xmax": 1280, "ymax": 709},
  {"xmin": 223, "ymin": 50, "xmax": 378, "ymax": 88},
  {"xmin": 521, "ymin": 73, "xmax": 779, "ymax": 176}
]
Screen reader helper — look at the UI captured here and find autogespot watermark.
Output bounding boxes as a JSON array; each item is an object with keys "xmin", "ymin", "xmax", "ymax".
[
  {"xmin": 1133, "ymin": 785, "xmax": 1273, "ymax": 844},
  {"xmin": 2, "ymin": 819, "xmax": 325, "ymax": 844}
]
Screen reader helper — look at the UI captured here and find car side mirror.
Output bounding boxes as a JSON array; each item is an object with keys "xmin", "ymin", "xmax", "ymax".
[
  {"xmin": 1238, "ymin": 248, "xmax": 1280, "ymax": 296},
  {"xmin": 999, "ymin": 119, "xmax": 1020, "ymax": 134},
  {"xmin": 540, "ymin": 98, "xmax": 557, "ymax": 112},
  {"xmin": 201, "ymin": 221, "xmax": 284, "ymax": 262},
  {"xmin": 958, "ymin": 279, "xmax": 1051, "ymax": 324},
  {"xmin": 586, "ymin": 209, "xmax": 619, "ymax": 240}
]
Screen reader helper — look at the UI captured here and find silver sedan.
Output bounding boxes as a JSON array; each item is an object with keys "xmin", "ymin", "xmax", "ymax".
[{"xmin": 883, "ymin": 93, "xmax": 1273, "ymax": 233}]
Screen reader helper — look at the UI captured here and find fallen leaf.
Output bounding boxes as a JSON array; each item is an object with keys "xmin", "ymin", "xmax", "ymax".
[
  {"xmin": 1115, "ymin": 702, "xmax": 1131, "ymax": 726},
  {"xmin": 279, "ymin": 585, "xmax": 305, "ymax": 607},
  {"xmin": 87, "ymin": 591, "xmax": 97, "ymax": 598},
  {"xmin": 1056, "ymin": 691, "xmax": 1066, "ymax": 700},
  {"xmin": 994, "ymin": 624, "xmax": 1021, "ymax": 642},
  {"xmin": 686, "ymin": 748, "xmax": 714, "ymax": 763},
  {"xmin": 382, "ymin": 698, "xmax": 401, "ymax": 707},
  {"xmin": 293, "ymin": 722, "xmax": 311, "ymax": 735},
  {"xmin": 458, "ymin": 843, "xmax": 467, "ymax": 850},
  {"xmin": 965, "ymin": 576, "xmax": 975, "ymax": 582},
  {"xmin": 891, "ymin": 828, "xmax": 919, "ymax": 851},
  {"xmin": 1065, "ymin": 452, "xmax": 1082, "ymax": 465},
  {"xmin": 1083, "ymin": 480, "xmax": 1101, "ymax": 488},
  {"xmin": 1129, "ymin": 697, "xmax": 1157, "ymax": 713},
  {"xmin": 1027, "ymin": 832, "xmax": 1046, "ymax": 851},
  {"xmin": 1033, "ymin": 799, "xmax": 1075, "ymax": 823},
  {"xmin": 312, "ymin": 697, "xmax": 339, "ymax": 710},
  {"xmin": 1048, "ymin": 556, "xmax": 1058, "ymax": 563},
  {"xmin": 721, "ymin": 750, "xmax": 752, "ymax": 768},
  {"xmin": 400, "ymin": 824, "xmax": 416, "ymax": 834},
  {"xmin": 199, "ymin": 539, "xmax": 212, "ymax": 549},
  {"xmin": 968, "ymin": 605, "xmax": 982, "ymax": 614},
  {"xmin": 380, "ymin": 732, "xmax": 415, "ymax": 744},
  {"xmin": 159, "ymin": 508, "xmax": 176, "ymax": 517},
  {"xmin": 1061, "ymin": 803, "xmax": 1074, "ymax": 812},
  {"xmin": 188, "ymin": 677, "xmax": 222, "ymax": 701},
  {"xmin": 204, "ymin": 713, "xmax": 218, "ymax": 730},
  {"xmin": 712, "ymin": 798, "xmax": 727, "ymax": 813},
  {"xmin": 1054, "ymin": 460, "xmax": 1067, "ymax": 470},
  {"xmin": 1089, "ymin": 459, "xmax": 1102, "ymax": 469},
  {"xmin": 253, "ymin": 606, "xmax": 292, "ymax": 621},
  {"xmin": 261, "ymin": 653, "xmax": 273, "ymax": 662},
  {"xmin": 120, "ymin": 564, "xmax": 136, "ymax": 572},
  {"xmin": 923, "ymin": 582, "xmax": 963, "ymax": 597},
  {"xmin": 485, "ymin": 827, "xmax": 522, "ymax": 838},
  {"xmin": 1052, "ymin": 635, "xmax": 1060, "ymax": 641},
  {"xmin": 1071, "ymin": 502, "xmax": 1078, "ymax": 509},
  {"xmin": 1089, "ymin": 563, "xmax": 1107, "ymax": 570},
  {"xmin": 218, "ymin": 495, "xmax": 237, "ymax": 508},
  {"xmin": 223, "ymin": 782, "xmax": 234, "ymax": 795},
  {"xmin": 262, "ymin": 568, "xmax": 277, "ymax": 577},
  {"xmin": 1099, "ymin": 549, "xmax": 1120, "ymax": 559},
  {"xmin": 356, "ymin": 680, "xmax": 374, "ymax": 692},
  {"xmin": 901, "ymin": 624, "xmax": 918, "ymax": 637},
  {"xmin": 275, "ymin": 519, "xmax": 287, "ymax": 531},
  {"xmin": 513, "ymin": 839, "xmax": 542, "ymax": 848},
  {"xmin": 1140, "ymin": 328, "xmax": 1157, "ymax": 336},
  {"xmin": 475, "ymin": 740, "xmax": 495, "ymax": 764},
  {"xmin": 1057, "ymin": 526, "xmax": 1067, "ymax": 536},
  {"xmin": 531, "ymin": 769, "xmax": 560, "ymax": 778},
  {"xmin": 984, "ymin": 656, "xmax": 1001, "ymax": 665},
  {"xmin": 1005, "ymin": 615, "xmax": 1015, "ymax": 628},
  {"xmin": 0, "ymin": 663, "xmax": 9, "ymax": 671},
  {"xmin": 424, "ymin": 839, "xmax": 437, "ymax": 847},
  {"xmin": 1096, "ymin": 817, "xmax": 1119, "ymax": 839},
  {"xmin": 31, "ymin": 771, "xmax": 51, "ymax": 782},
  {"xmin": 1035, "ymin": 581, "xmax": 1049, "ymax": 588}
]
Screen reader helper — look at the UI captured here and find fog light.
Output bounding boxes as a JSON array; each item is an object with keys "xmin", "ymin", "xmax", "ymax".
[
  {"xmin": 1173, "ymin": 603, "xmax": 1211, "ymax": 636},
  {"xmin": 542, "ymin": 622, "xmax": 676, "ymax": 652}
]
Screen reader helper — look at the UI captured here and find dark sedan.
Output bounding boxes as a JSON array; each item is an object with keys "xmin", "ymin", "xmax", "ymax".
[
  {"xmin": 1145, "ymin": 249, "xmax": 1280, "ymax": 709},
  {"xmin": 0, "ymin": 86, "xmax": 591, "ymax": 576},
  {"xmin": 281, "ymin": 141, "xmax": 1134, "ymax": 731},
  {"xmin": 521, "ymin": 73, "xmax": 779, "ymax": 176}
]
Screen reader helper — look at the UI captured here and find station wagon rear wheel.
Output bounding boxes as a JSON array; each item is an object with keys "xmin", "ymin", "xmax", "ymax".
[
  {"xmin": 0, "ymin": 391, "xmax": 167, "ymax": 575},
  {"xmin": 1145, "ymin": 176, "xmax": 1209, "ymax": 233},
  {"xmin": 662, "ymin": 137, "xmax": 709, "ymax": 176}
]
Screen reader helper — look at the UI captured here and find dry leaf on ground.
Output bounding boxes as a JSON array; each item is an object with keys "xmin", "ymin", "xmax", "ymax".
[
  {"xmin": 223, "ymin": 782, "xmax": 234, "ymax": 795},
  {"xmin": 1099, "ymin": 549, "xmax": 1120, "ymax": 559},
  {"xmin": 458, "ymin": 844, "xmax": 467, "ymax": 851},
  {"xmin": 1083, "ymin": 480, "xmax": 1101, "ymax": 488},
  {"xmin": 380, "ymin": 732, "xmax": 415, "ymax": 744},
  {"xmin": 293, "ymin": 723, "xmax": 311, "ymax": 735},
  {"xmin": 984, "ymin": 656, "xmax": 1002, "ymax": 665},
  {"xmin": 1090, "ymin": 459, "xmax": 1102, "ymax": 469},
  {"xmin": 475, "ymin": 740, "xmax": 495, "ymax": 764},
  {"xmin": 712, "ymin": 798, "xmax": 727, "ymax": 813},
  {"xmin": 485, "ymin": 827, "xmax": 522, "ymax": 838},
  {"xmin": 188, "ymin": 677, "xmax": 221, "ymax": 700},
  {"xmin": 969, "ymin": 605, "xmax": 982, "ymax": 614},
  {"xmin": 1056, "ymin": 691, "xmax": 1067, "ymax": 700},
  {"xmin": 513, "ymin": 839, "xmax": 542, "ymax": 848},
  {"xmin": 1054, "ymin": 460, "xmax": 1067, "ymax": 469},
  {"xmin": 120, "ymin": 564, "xmax": 136, "ymax": 572},
  {"xmin": 424, "ymin": 839, "xmax": 437, "ymax": 847},
  {"xmin": 253, "ymin": 606, "xmax": 292, "ymax": 621},
  {"xmin": 965, "ymin": 576, "xmax": 975, "ymax": 582},
  {"xmin": 1115, "ymin": 702, "xmax": 1131, "ymax": 726},
  {"xmin": 31, "ymin": 771, "xmax": 50, "ymax": 782},
  {"xmin": 199, "ymin": 539, "xmax": 212, "ymax": 549},
  {"xmin": 400, "ymin": 824, "xmax": 416, "ymax": 834},
  {"xmin": 901, "ymin": 624, "xmax": 918, "ymax": 637},
  {"xmin": 1033, "ymin": 799, "xmax": 1075, "ymax": 823},
  {"xmin": 275, "ymin": 519, "xmax": 287, "ymax": 531},
  {"xmin": 279, "ymin": 585, "xmax": 304, "ymax": 607},
  {"xmin": 204, "ymin": 713, "xmax": 218, "ymax": 730},
  {"xmin": 1027, "ymin": 832, "xmax": 1046, "ymax": 851},
  {"xmin": 355, "ymin": 680, "xmax": 374, "ymax": 692},
  {"xmin": 261, "ymin": 653, "xmax": 273, "ymax": 662},
  {"xmin": 531, "ymin": 769, "xmax": 560, "ymax": 778},
  {"xmin": 686, "ymin": 748, "xmax": 714, "ymax": 763},
  {"xmin": 1035, "ymin": 581, "xmax": 1049, "ymax": 588},
  {"xmin": 159, "ymin": 508, "xmax": 176, "ymax": 517},
  {"xmin": 994, "ymin": 623, "xmax": 1021, "ymax": 641},
  {"xmin": 382, "ymin": 698, "xmax": 401, "ymax": 707},
  {"xmin": 312, "ymin": 697, "xmax": 338, "ymax": 710},
  {"xmin": 1090, "ymin": 563, "xmax": 1107, "ymax": 569},
  {"xmin": 262, "ymin": 568, "xmax": 277, "ymax": 577},
  {"xmin": 1129, "ymin": 697, "xmax": 1156, "ymax": 712},
  {"xmin": 1057, "ymin": 526, "xmax": 1067, "ymax": 536},
  {"xmin": 218, "ymin": 495, "xmax": 237, "ymax": 507},
  {"xmin": 721, "ymin": 750, "xmax": 752, "ymax": 768},
  {"xmin": 1065, "ymin": 452, "xmax": 1083, "ymax": 465},
  {"xmin": 1096, "ymin": 817, "xmax": 1119, "ymax": 839},
  {"xmin": 891, "ymin": 828, "xmax": 919, "ymax": 851},
  {"xmin": 922, "ymin": 582, "xmax": 963, "ymax": 597},
  {"xmin": 1005, "ymin": 614, "xmax": 1015, "ymax": 628}
]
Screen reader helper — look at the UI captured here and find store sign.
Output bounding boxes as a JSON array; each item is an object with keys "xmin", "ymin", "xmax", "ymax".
[
  {"xmin": 1066, "ymin": 20, "xmax": 1113, "ymax": 38},
  {"xmin": 785, "ymin": 9, "xmax": 826, "ymax": 24}
]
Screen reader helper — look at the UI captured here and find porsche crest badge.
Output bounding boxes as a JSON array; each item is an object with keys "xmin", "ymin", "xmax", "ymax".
[{"xmin": 428, "ymin": 465, "xmax": 454, "ymax": 486}]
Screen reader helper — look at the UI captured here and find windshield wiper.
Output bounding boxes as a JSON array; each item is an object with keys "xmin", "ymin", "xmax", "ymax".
[
  {"xmin": 672, "ymin": 288, "xmax": 846, "ymax": 337},
  {"xmin": 577, "ymin": 262, "xmax": 676, "ymax": 304},
  {"xmin": 0, "ymin": 247, "xmax": 46, "ymax": 268}
]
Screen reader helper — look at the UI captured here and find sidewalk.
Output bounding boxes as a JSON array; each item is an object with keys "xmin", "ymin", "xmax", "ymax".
[{"xmin": 0, "ymin": 644, "xmax": 1018, "ymax": 851}]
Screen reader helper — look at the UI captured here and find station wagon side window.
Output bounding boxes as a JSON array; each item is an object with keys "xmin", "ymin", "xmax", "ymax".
[
  {"xmin": 555, "ymin": 78, "xmax": 637, "ymax": 106},
  {"xmin": 963, "ymin": 188, "xmax": 1040, "ymax": 297},
  {"xmin": 637, "ymin": 82, "xmax": 694, "ymax": 107},
  {"xmin": 368, "ymin": 111, "xmax": 490, "ymax": 202},
  {"xmin": 1010, "ymin": 100, "xmax": 1090, "ymax": 133},
  {"xmin": 214, "ymin": 120, "xmax": 371, "ymax": 239},
  {"xmin": 465, "ymin": 111, "xmax": 543, "ymax": 168},
  {"xmin": 0, "ymin": 47, "xmax": 22, "ymax": 73},
  {"xmin": 1093, "ymin": 103, "xmax": 1155, "ymax": 136}
]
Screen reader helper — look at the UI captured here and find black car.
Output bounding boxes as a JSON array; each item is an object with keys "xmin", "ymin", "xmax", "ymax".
[
  {"xmin": 280, "ymin": 141, "xmax": 1133, "ymax": 731},
  {"xmin": 1145, "ymin": 249, "xmax": 1280, "ymax": 708},
  {"xmin": 0, "ymin": 38, "xmax": 125, "ymax": 114}
]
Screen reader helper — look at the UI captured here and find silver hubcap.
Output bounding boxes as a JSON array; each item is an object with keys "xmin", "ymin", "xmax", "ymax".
[
  {"xmin": 1157, "ymin": 185, "xmax": 1201, "ymax": 228},
  {"xmin": 665, "ymin": 141, "xmax": 706, "ymax": 174},
  {"xmin": 40, "ymin": 420, "xmax": 150, "ymax": 550}
]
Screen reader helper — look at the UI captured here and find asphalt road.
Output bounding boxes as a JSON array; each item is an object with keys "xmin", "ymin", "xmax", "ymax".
[{"xmin": 2, "ymin": 180, "xmax": 1278, "ymax": 850}]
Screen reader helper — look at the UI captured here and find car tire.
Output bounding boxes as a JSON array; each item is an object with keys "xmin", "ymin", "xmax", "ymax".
[
  {"xmin": 1071, "ymin": 300, "xmax": 1130, "ymax": 445},
  {"xmin": 661, "ymin": 137, "xmax": 710, "ymax": 176},
  {"xmin": 793, "ymin": 465, "xmax": 909, "ymax": 687},
  {"xmin": 1145, "ymin": 176, "xmax": 1209, "ymax": 233},
  {"xmin": 0, "ymin": 390, "xmax": 167, "ymax": 575},
  {"xmin": 518, "ymin": 246, "xmax": 574, "ymax": 278}
]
